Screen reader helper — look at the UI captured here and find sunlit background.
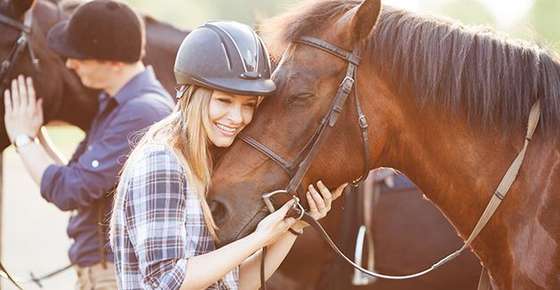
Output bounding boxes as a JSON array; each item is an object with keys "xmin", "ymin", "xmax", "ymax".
[
  {"xmin": 123, "ymin": 0, "xmax": 560, "ymax": 51},
  {"xmin": 2, "ymin": 0, "xmax": 559, "ymax": 290}
]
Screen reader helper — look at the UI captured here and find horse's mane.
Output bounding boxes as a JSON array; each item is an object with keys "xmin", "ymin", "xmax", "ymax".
[{"xmin": 262, "ymin": 0, "xmax": 560, "ymax": 135}]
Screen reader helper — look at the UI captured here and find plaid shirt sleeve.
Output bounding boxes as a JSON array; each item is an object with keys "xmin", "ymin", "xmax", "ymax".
[{"xmin": 124, "ymin": 145, "xmax": 189, "ymax": 290}]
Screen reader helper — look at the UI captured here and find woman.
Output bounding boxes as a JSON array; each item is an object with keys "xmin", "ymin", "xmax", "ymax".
[{"xmin": 110, "ymin": 21, "xmax": 346, "ymax": 290}]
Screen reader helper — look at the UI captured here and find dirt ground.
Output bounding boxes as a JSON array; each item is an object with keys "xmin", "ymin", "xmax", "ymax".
[{"xmin": 1, "ymin": 126, "xmax": 84, "ymax": 290}]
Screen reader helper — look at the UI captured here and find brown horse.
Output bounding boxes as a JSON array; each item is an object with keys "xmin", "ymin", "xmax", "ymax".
[{"xmin": 209, "ymin": 0, "xmax": 560, "ymax": 289}]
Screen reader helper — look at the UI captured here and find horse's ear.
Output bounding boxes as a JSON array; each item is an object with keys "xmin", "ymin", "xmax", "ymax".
[
  {"xmin": 9, "ymin": 0, "xmax": 36, "ymax": 19},
  {"xmin": 339, "ymin": 0, "xmax": 382, "ymax": 45}
]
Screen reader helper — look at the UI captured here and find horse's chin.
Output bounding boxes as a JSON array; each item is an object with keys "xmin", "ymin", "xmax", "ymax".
[{"xmin": 216, "ymin": 208, "xmax": 268, "ymax": 247}]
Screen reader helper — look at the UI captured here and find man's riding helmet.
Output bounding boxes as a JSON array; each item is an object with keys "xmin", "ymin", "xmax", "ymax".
[
  {"xmin": 47, "ymin": 0, "xmax": 145, "ymax": 63},
  {"xmin": 174, "ymin": 21, "xmax": 276, "ymax": 97}
]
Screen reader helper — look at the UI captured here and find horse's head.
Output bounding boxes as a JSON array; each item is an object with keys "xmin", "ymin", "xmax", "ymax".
[
  {"xmin": 210, "ymin": 0, "xmax": 394, "ymax": 245},
  {"xmin": 0, "ymin": 0, "xmax": 96, "ymax": 150}
]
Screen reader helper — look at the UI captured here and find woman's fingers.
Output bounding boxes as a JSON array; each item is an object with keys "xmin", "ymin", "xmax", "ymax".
[
  {"xmin": 333, "ymin": 183, "xmax": 348, "ymax": 200},
  {"xmin": 283, "ymin": 217, "xmax": 296, "ymax": 228},
  {"xmin": 316, "ymin": 180, "xmax": 333, "ymax": 207},
  {"xmin": 4, "ymin": 90, "xmax": 12, "ymax": 115},
  {"xmin": 36, "ymin": 98, "xmax": 44, "ymax": 123},
  {"xmin": 272, "ymin": 199, "xmax": 295, "ymax": 220},
  {"xmin": 308, "ymin": 184, "xmax": 326, "ymax": 211},
  {"xmin": 306, "ymin": 191, "xmax": 319, "ymax": 214},
  {"xmin": 18, "ymin": 75, "xmax": 28, "ymax": 109},
  {"xmin": 11, "ymin": 79, "xmax": 20, "ymax": 111},
  {"xmin": 26, "ymin": 77, "xmax": 36, "ymax": 111}
]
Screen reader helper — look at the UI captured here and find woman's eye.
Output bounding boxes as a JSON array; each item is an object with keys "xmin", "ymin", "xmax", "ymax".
[
  {"xmin": 243, "ymin": 102, "xmax": 257, "ymax": 108},
  {"xmin": 217, "ymin": 98, "xmax": 232, "ymax": 104}
]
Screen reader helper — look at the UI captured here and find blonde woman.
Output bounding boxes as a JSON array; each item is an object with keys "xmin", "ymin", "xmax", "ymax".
[{"xmin": 110, "ymin": 21, "xmax": 346, "ymax": 290}]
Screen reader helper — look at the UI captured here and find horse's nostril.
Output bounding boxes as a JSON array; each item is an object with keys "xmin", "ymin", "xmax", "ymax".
[{"xmin": 209, "ymin": 200, "xmax": 228, "ymax": 226}]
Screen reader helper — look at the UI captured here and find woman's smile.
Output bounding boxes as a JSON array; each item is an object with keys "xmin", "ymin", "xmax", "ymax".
[{"xmin": 214, "ymin": 122, "xmax": 240, "ymax": 137}]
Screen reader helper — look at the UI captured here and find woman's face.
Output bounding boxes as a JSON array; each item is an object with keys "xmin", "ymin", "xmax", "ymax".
[{"xmin": 206, "ymin": 90, "xmax": 258, "ymax": 147}]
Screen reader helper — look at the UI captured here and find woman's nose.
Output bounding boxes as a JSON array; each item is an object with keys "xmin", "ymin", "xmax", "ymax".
[{"xmin": 226, "ymin": 105, "xmax": 243, "ymax": 124}]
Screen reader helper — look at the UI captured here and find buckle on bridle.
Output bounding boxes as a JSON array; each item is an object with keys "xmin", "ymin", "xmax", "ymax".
[
  {"xmin": 262, "ymin": 189, "xmax": 305, "ymax": 220},
  {"xmin": 340, "ymin": 76, "xmax": 355, "ymax": 94}
]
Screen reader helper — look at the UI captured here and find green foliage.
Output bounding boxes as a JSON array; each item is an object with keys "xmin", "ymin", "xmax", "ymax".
[{"xmin": 529, "ymin": 0, "xmax": 560, "ymax": 51}]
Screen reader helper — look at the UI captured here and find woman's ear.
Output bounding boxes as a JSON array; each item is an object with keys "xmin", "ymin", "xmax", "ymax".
[{"xmin": 9, "ymin": 0, "xmax": 36, "ymax": 20}]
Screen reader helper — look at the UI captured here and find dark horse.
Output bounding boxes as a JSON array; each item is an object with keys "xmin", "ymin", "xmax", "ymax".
[
  {"xmin": 209, "ymin": 0, "xmax": 560, "ymax": 289},
  {"xmin": 0, "ymin": 0, "xmax": 187, "ymax": 150}
]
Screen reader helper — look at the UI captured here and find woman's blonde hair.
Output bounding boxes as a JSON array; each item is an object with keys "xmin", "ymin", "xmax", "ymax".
[{"xmin": 112, "ymin": 85, "xmax": 219, "ymax": 240}]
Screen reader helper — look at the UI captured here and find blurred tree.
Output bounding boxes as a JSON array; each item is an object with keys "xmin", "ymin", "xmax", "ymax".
[
  {"xmin": 123, "ymin": 0, "xmax": 298, "ymax": 28},
  {"xmin": 434, "ymin": 0, "xmax": 495, "ymax": 26},
  {"xmin": 528, "ymin": 0, "xmax": 560, "ymax": 51}
]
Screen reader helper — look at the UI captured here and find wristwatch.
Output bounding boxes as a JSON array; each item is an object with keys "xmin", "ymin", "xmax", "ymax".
[{"xmin": 13, "ymin": 134, "xmax": 35, "ymax": 149}]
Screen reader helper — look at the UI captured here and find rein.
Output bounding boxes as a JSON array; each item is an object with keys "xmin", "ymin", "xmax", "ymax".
[
  {"xmin": 0, "ymin": 10, "xmax": 35, "ymax": 290},
  {"xmin": 240, "ymin": 36, "xmax": 542, "ymax": 289},
  {"xmin": 0, "ymin": 8, "xmax": 40, "ymax": 90},
  {"xmin": 0, "ymin": 5, "xmax": 45, "ymax": 290}
]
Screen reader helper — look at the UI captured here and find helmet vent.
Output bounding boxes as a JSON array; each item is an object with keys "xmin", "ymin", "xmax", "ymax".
[
  {"xmin": 240, "ymin": 71, "xmax": 261, "ymax": 79},
  {"xmin": 220, "ymin": 42, "xmax": 232, "ymax": 71}
]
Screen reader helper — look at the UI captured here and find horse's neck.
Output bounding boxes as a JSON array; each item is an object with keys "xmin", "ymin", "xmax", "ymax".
[{"xmin": 377, "ymin": 97, "xmax": 525, "ymax": 248}]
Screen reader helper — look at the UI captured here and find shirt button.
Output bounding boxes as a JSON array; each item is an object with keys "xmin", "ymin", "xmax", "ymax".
[
  {"xmin": 87, "ymin": 145, "xmax": 93, "ymax": 151},
  {"xmin": 91, "ymin": 160, "xmax": 100, "ymax": 168}
]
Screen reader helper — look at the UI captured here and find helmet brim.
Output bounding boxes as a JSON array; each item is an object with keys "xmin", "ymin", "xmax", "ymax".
[
  {"xmin": 178, "ymin": 73, "xmax": 276, "ymax": 96},
  {"xmin": 47, "ymin": 21, "xmax": 89, "ymax": 60}
]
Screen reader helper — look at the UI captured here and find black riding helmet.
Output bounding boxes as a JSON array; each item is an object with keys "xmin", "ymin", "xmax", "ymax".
[{"xmin": 174, "ymin": 21, "xmax": 276, "ymax": 97}]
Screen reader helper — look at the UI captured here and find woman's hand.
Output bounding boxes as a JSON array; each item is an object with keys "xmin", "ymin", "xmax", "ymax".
[
  {"xmin": 253, "ymin": 200, "xmax": 298, "ymax": 247},
  {"xmin": 4, "ymin": 75, "xmax": 43, "ymax": 143},
  {"xmin": 292, "ymin": 181, "xmax": 347, "ymax": 232}
]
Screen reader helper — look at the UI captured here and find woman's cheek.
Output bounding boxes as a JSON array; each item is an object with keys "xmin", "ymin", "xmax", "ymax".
[
  {"xmin": 209, "ymin": 101, "xmax": 227, "ymax": 120},
  {"xmin": 242, "ymin": 107, "xmax": 255, "ymax": 124}
]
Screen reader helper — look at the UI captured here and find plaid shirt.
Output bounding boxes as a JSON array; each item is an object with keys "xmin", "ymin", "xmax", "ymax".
[{"xmin": 111, "ymin": 144, "xmax": 239, "ymax": 290}]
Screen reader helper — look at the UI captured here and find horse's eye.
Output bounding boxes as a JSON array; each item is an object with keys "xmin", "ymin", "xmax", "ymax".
[{"xmin": 286, "ymin": 92, "xmax": 315, "ymax": 105}]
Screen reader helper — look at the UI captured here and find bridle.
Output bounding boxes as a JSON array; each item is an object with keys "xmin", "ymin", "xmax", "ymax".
[
  {"xmin": 240, "ymin": 35, "xmax": 371, "ymax": 205},
  {"xmin": 0, "ymin": 6, "xmax": 39, "ymax": 290},
  {"xmin": 240, "ymin": 35, "xmax": 542, "ymax": 290},
  {"xmin": 0, "ymin": 7, "xmax": 40, "ymax": 90},
  {"xmin": 240, "ymin": 35, "xmax": 372, "ymax": 290}
]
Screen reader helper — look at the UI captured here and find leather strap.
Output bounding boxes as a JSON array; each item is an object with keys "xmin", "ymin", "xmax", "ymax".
[
  {"xmin": 477, "ymin": 268, "xmax": 492, "ymax": 290},
  {"xmin": 0, "ymin": 261, "xmax": 24, "ymax": 290},
  {"xmin": 0, "ymin": 14, "xmax": 31, "ymax": 33},
  {"xmin": 295, "ymin": 36, "xmax": 361, "ymax": 65},
  {"xmin": 257, "ymin": 35, "xmax": 540, "ymax": 286},
  {"xmin": 462, "ymin": 100, "xmax": 540, "ymax": 248},
  {"xmin": 239, "ymin": 135, "xmax": 294, "ymax": 175},
  {"xmin": 265, "ymin": 100, "xmax": 541, "ymax": 282}
]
